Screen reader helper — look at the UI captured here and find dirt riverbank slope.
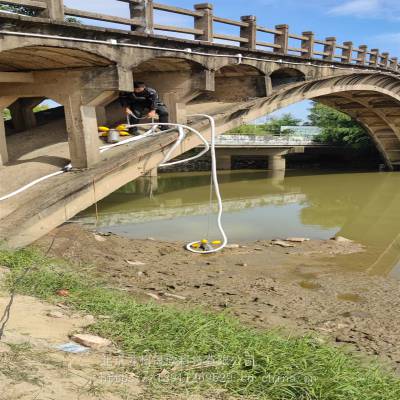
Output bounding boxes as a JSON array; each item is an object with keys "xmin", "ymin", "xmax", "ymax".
[{"xmin": 35, "ymin": 224, "xmax": 400, "ymax": 373}]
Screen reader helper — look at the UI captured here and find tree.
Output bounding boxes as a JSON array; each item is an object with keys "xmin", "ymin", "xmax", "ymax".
[
  {"xmin": 308, "ymin": 102, "xmax": 372, "ymax": 149},
  {"xmin": 229, "ymin": 113, "xmax": 301, "ymax": 135},
  {"xmin": 228, "ymin": 124, "xmax": 267, "ymax": 135},
  {"xmin": 263, "ymin": 113, "xmax": 301, "ymax": 136}
]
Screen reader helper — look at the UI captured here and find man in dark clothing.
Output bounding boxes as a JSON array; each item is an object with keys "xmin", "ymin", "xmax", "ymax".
[{"xmin": 120, "ymin": 81, "xmax": 169, "ymax": 133}]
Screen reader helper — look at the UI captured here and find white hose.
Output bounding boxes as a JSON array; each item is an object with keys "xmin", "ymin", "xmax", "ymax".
[
  {"xmin": 0, "ymin": 116, "xmax": 228, "ymax": 253},
  {"xmin": 114, "ymin": 122, "xmax": 211, "ymax": 166},
  {"xmin": 0, "ymin": 123, "xmax": 195, "ymax": 201},
  {"xmin": 160, "ymin": 125, "xmax": 186, "ymax": 165},
  {"xmin": 184, "ymin": 115, "xmax": 228, "ymax": 254},
  {"xmin": 0, "ymin": 164, "xmax": 72, "ymax": 202},
  {"xmin": 121, "ymin": 116, "xmax": 227, "ymax": 253},
  {"xmin": 99, "ymin": 126, "xmax": 159, "ymax": 153}
]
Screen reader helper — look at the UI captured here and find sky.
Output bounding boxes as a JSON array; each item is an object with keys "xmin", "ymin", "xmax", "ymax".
[{"xmin": 61, "ymin": 0, "xmax": 400, "ymax": 121}]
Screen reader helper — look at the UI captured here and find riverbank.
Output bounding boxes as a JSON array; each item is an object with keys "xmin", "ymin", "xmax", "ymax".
[
  {"xmin": 1, "ymin": 229, "xmax": 400, "ymax": 399},
  {"xmin": 35, "ymin": 224, "xmax": 400, "ymax": 373}
]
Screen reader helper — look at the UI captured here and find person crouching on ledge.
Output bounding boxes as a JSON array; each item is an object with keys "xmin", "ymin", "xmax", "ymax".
[{"xmin": 120, "ymin": 81, "xmax": 169, "ymax": 134}]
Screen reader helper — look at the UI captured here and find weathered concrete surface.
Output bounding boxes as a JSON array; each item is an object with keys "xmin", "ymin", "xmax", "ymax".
[
  {"xmin": 1, "ymin": 12, "xmax": 400, "ymax": 246},
  {"xmin": 2, "ymin": 73, "xmax": 400, "ymax": 248}
]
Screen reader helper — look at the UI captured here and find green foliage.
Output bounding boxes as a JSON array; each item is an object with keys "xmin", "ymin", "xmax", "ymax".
[
  {"xmin": 0, "ymin": 4, "xmax": 81, "ymax": 23},
  {"xmin": 309, "ymin": 102, "xmax": 372, "ymax": 149},
  {"xmin": 229, "ymin": 113, "xmax": 301, "ymax": 136},
  {"xmin": 263, "ymin": 113, "xmax": 302, "ymax": 135},
  {"xmin": 229, "ymin": 124, "xmax": 268, "ymax": 135},
  {"xmin": 3, "ymin": 109, "xmax": 11, "ymax": 121},
  {"xmin": 65, "ymin": 16, "xmax": 81, "ymax": 24},
  {"xmin": 0, "ymin": 4, "xmax": 36, "ymax": 16},
  {"xmin": 32, "ymin": 104, "xmax": 49, "ymax": 113},
  {"xmin": 1, "ymin": 248, "xmax": 400, "ymax": 399},
  {"xmin": 2, "ymin": 105, "xmax": 48, "ymax": 121}
]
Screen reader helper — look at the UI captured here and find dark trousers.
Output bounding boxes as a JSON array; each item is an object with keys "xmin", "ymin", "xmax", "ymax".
[{"xmin": 156, "ymin": 105, "xmax": 169, "ymax": 130}]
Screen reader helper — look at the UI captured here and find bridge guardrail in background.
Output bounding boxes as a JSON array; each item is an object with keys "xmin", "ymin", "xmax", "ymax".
[
  {"xmin": 214, "ymin": 135, "xmax": 317, "ymax": 146},
  {"xmin": 0, "ymin": 0, "xmax": 397, "ymax": 72}
]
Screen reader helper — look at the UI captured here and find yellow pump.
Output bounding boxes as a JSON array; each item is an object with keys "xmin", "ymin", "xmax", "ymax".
[
  {"xmin": 189, "ymin": 239, "xmax": 222, "ymax": 252},
  {"xmin": 98, "ymin": 125, "xmax": 130, "ymax": 138}
]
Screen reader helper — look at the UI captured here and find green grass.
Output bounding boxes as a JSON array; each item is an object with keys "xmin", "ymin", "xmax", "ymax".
[{"xmin": 1, "ymin": 248, "xmax": 400, "ymax": 399}]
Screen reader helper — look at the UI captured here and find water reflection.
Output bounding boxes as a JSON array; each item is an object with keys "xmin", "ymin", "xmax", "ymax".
[{"xmin": 76, "ymin": 169, "xmax": 400, "ymax": 278}]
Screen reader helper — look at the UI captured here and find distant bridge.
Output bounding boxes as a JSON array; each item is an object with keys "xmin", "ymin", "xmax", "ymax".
[
  {"xmin": 1, "ymin": 0, "xmax": 400, "ymax": 247},
  {"xmin": 214, "ymin": 135, "xmax": 319, "ymax": 147},
  {"xmin": 212, "ymin": 134, "xmax": 326, "ymax": 170}
]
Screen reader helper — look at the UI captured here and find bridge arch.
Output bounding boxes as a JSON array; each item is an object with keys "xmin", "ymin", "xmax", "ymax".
[
  {"xmin": 0, "ymin": 45, "xmax": 119, "ymax": 169},
  {"xmin": 131, "ymin": 56, "xmax": 207, "ymax": 103},
  {"xmin": 210, "ymin": 63, "xmax": 267, "ymax": 101},
  {"xmin": 0, "ymin": 45, "xmax": 115, "ymax": 71},
  {"xmin": 270, "ymin": 67, "xmax": 306, "ymax": 89},
  {"xmin": 239, "ymin": 73, "xmax": 400, "ymax": 169}
]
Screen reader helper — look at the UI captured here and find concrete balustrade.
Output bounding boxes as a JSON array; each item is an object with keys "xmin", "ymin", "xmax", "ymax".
[
  {"xmin": 0, "ymin": 0, "xmax": 399, "ymax": 174},
  {"xmin": 129, "ymin": 0, "xmax": 153, "ymax": 32},
  {"xmin": 194, "ymin": 3, "xmax": 213, "ymax": 42},
  {"xmin": 0, "ymin": 1, "xmax": 398, "ymax": 71},
  {"xmin": 240, "ymin": 15, "xmax": 257, "ymax": 51},
  {"xmin": 40, "ymin": 0, "xmax": 64, "ymax": 20}
]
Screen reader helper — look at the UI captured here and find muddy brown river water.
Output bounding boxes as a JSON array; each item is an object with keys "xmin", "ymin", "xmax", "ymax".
[{"xmin": 75, "ymin": 169, "xmax": 400, "ymax": 279}]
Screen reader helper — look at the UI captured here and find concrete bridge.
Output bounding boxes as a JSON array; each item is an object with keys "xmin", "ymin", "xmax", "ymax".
[
  {"xmin": 1, "ymin": 0, "xmax": 400, "ymax": 247},
  {"xmin": 212, "ymin": 134, "xmax": 327, "ymax": 170}
]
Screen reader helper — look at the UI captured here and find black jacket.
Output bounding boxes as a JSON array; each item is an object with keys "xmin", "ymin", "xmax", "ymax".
[{"xmin": 119, "ymin": 87, "xmax": 163, "ymax": 111}]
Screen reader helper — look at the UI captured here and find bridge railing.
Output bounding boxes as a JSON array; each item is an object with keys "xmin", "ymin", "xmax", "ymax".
[
  {"xmin": 214, "ymin": 134, "xmax": 317, "ymax": 146},
  {"xmin": 0, "ymin": 0, "xmax": 47, "ymax": 14},
  {"xmin": 0, "ymin": 0, "xmax": 398, "ymax": 72}
]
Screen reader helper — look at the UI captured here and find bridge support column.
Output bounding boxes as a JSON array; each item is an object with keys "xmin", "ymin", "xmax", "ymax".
[
  {"xmin": 9, "ymin": 99, "xmax": 39, "ymax": 132},
  {"xmin": 161, "ymin": 92, "xmax": 187, "ymax": 124},
  {"xmin": 268, "ymin": 154, "xmax": 286, "ymax": 172},
  {"xmin": 64, "ymin": 98, "xmax": 100, "ymax": 169},
  {"xmin": 217, "ymin": 154, "xmax": 232, "ymax": 170},
  {"xmin": 267, "ymin": 169, "xmax": 285, "ymax": 185},
  {"xmin": 0, "ymin": 115, "xmax": 8, "ymax": 166},
  {"xmin": 136, "ymin": 168, "xmax": 158, "ymax": 196},
  {"xmin": 96, "ymin": 106, "xmax": 108, "ymax": 126}
]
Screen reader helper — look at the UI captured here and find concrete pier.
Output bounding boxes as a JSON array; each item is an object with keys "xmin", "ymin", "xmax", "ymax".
[
  {"xmin": 0, "ymin": 115, "xmax": 7, "ymax": 166},
  {"xmin": 136, "ymin": 167, "xmax": 159, "ymax": 196},
  {"xmin": 9, "ymin": 98, "xmax": 41, "ymax": 132},
  {"xmin": 268, "ymin": 154, "xmax": 286, "ymax": 171},
  {"xmin": 217, "ymin": 154, "xmax": 232, "ymax": 170}
]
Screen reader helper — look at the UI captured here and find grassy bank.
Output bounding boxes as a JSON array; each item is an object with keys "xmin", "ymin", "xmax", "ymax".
[{"xmin": 1, "ymin": 248, "xmax": 399, "ymax": 399}]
